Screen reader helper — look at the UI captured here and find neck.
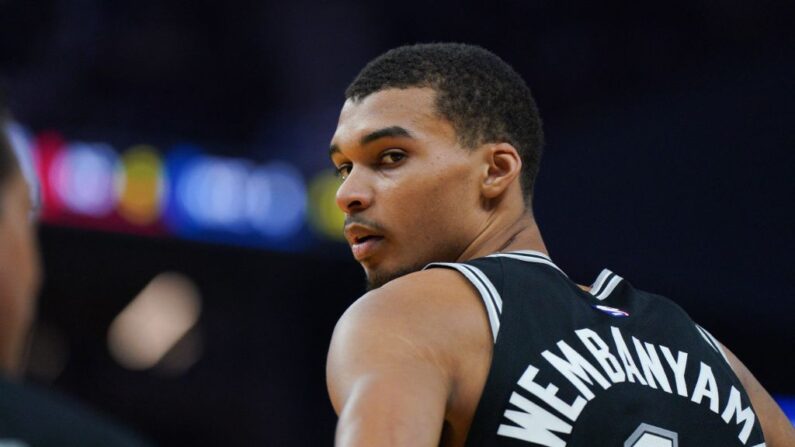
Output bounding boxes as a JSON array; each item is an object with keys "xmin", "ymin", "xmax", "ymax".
[{"xmin": 456, "ymin": 207, "xmax": 547, "ymax": 262}]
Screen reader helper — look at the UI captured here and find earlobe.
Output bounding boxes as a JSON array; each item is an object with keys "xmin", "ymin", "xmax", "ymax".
[{"xmin": 482, "ymin": 143, "xmax": 522, "ymax": 199}]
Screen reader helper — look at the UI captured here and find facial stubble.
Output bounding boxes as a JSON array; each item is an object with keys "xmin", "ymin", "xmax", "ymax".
[{"xmin": 364, "ymin": 262, "xmax": 428, "ymax": 291}]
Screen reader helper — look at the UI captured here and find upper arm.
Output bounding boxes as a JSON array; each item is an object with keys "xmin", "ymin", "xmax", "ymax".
[
  {"xmin": 327, "ymin": 277, "xmax": 454, "ymax": 446},
  {"xmin": 327, "ymin": 306, "xmax": 450, "ymax": 447},
  {"xmin": 326, "ymin": 269, "xmax": 492, "ymax": 447},
  {"xmin": 721, "ymin": 342, "xmax": 795, "ymax": 447}
]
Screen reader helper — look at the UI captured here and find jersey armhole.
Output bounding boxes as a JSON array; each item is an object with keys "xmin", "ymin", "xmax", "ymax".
[
  {"xmin": 424, "ymin": 262, "xmax": 503, "ymax": 343},
  {"xmin": 695, "ymin": 323, "xmax": 730, "ymax": 364}
]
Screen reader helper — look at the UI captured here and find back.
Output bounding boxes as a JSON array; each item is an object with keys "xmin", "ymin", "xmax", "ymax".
[{"xmin": 426, "ymin": 251, "xmax": 766, "ymax": 447}]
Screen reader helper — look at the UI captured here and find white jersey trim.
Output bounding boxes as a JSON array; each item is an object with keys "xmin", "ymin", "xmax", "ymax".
[
  {"xmin": 696, "ymin": 324, "xmax": 729, "ymax": 364},
  {"xmin": 487, "ymin": 252, "xmax": 624, "ymax": 300},
  {"xmin": 594, "ymin": 271, "xmax": 623, "ymax": 301},
  {"xmin": 425, "ymin": 262, "xmax": 502, "ymax": 342},
  {"xmin": 460, "ymin": 263, "xmax": 503, "ymax": 313},
  {"xmin": 590, "ymin": 269, "xmax": 613, "ymax": 296},
  {"xmin": 486, "ymin": 250, "xmax": 567, "ymax": 276},
  {"xmin": 425, "ymin": 252, "xmax": 625, "ymax": 341}
]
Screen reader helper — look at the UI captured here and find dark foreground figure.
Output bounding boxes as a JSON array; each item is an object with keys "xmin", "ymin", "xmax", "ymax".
[{"xmin": 0, "ymin": 100, "xmax": 151, "ymax": 446}]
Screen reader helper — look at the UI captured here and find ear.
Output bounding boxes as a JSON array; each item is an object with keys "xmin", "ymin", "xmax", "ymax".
[{"xmin": 481, "ymin": 142, "xmax": 522, "ymax": 199}]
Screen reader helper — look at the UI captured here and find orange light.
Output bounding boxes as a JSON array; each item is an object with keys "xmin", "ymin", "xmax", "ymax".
[{"xmin": 117, "ymin": 145, "xmax": 165, "ymax": 225}]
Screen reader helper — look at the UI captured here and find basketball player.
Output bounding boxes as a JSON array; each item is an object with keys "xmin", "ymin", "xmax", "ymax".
[
  {"xmin": 0, "ymin": 98, "xmax": 151, "ymax": 446},
  {"xmin": 326, "ymin": 44, "xmax": 794, "ymax": 446}
]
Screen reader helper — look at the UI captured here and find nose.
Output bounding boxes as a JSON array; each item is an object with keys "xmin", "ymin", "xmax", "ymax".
[{"xmin": 335, "ymin": 168, "xmax": 373, "ymax": 214}]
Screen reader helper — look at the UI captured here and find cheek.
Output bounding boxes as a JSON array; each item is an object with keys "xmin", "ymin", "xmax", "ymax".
[
  {"xmin": 390, "ymin": 165, "xmax": 479, "ymax": 254},
  {"xmin": 0, "ymin": 215, "xmax": 40, "ymax": 312},
  {"xmin": 18, "ymin": 223, "xmax": 41, "ymax": 295},
  {"xmin": 427, "ymin": 162, "xmax": 479, "ymax": 219}
]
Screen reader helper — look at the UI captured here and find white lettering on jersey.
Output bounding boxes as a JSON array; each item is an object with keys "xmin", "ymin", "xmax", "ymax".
[
  {"xmin": 497, "ymin": 391, "xmax": 571, "ymax": 446},
  {"xmin": 517, "ymin": 363, "xmax": 587, "ymax": 422},
  {"xmin": 542, "ymin": 340, "xmax": 612, "ymax": 400},
  {"xmin": 498, "ymin": 329, "xmax": 761, "ymax": 445},
  {"xmin": 721, "ymin": 386, "xmax": 757, "ymax": 444},
  {"xmin": 660, "ymin": 345, "xmax": 689, "ymax": 397},
  {"xmin": 610, "ymin": 327, "xmax": 647, "ymax": 385},
  {"xmin": 632, "ymin": 336, "xmax": 673, "ymax": 393},
  {"xmin": 575, "ymin": 328, "xmax": 626, "ymax": 383},
  {"xmin": 691, "ymin": 362, "xmax": 720, "ymax": 413}
]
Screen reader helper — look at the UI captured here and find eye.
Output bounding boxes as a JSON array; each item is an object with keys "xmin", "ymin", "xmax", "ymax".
[
  {"xmin": 335, "ymin": 163, "xmax": 352, "ymax": 180},
  {"xmin": 380, "ymin": 150, "xmax": 406, "ymax": 165}
]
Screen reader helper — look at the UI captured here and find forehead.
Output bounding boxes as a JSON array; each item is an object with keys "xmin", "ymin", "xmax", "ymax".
[{"xmin": 331, "ymin": 87, "xmax": 456, "ymax": 148}]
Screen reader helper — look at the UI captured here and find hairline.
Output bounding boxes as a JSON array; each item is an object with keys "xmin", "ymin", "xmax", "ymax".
[
  {"xmin": 347, "ymin": 85, "xmax": 482, "ymax": 151},
  {"xmin": 347, "ymin": 85, "xmax": 533, "ymax": 208}
]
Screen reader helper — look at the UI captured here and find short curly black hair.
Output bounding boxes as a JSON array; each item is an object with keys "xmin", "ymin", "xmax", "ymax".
[{"xmin": 346, "ymin": 43, "xmax": 544, "ymax": 202}]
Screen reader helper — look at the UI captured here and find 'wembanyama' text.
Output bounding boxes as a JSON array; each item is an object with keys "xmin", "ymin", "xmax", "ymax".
[{"xmin": 497, "ymin": 326, "xmax": 758, "ymax": 446}]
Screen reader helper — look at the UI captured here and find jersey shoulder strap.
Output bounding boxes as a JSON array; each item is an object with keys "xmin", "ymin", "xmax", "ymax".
[
  {"xmin": 423, "ymin": 250, "xmax": 560, "ymax": 342},
  {"xmin": 424, "ymin": 256, "xmax": 505, "ymax": 342}
]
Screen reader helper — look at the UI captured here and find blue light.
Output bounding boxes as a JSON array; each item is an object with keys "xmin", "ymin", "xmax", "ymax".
[
  {"xmin": 202, "ymin": 159, "xmax": 249, "ymax": 231},
  {"xmin": 116, "ymin": 143, "xmax": 313, "ymax": 249},
  {"xmin": 176, "ymin": 156, "xmax": 250, "ymax": 232},
  {"xmin": 163, "ymin": 145, "xmax": 205, "ymax": 235},
  {"xmin": 52, "ymin": 142, "xmax": 119, "ymax": 217},
  {"xmin": 4, "ymin": 121, "xmax": 40, "ymax": 214},
  {"xmin": 245, "ymin": 161, "xmax": 306, "ymax": 238},
  {"xmin": 775, "ymin": 395, "xmax": 795, "ymax": 424}
]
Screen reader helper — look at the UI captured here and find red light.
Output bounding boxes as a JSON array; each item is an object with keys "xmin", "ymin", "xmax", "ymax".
[{"xmin": 33, "ymin": 131, "xmax": 66, "ymax": 220}]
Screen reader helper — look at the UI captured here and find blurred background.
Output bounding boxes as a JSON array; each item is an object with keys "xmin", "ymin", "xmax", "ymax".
[{"xmin": 0, "ymin": 0, "xmax": 793, "ymax": 444}]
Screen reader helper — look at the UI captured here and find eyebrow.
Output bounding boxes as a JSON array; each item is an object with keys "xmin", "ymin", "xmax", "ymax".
[{"xmin": 329, "ymin": 126, "xmax": 414, "ymax": 159}]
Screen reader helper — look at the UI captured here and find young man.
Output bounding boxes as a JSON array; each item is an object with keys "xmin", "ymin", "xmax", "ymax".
[
  {"xmin": 0, "ymin": 101, "xmax": 150, "ymax": 446},
  {"xmin": 326, "ymin": 44, "xmax": 794, "ymax": 446}
]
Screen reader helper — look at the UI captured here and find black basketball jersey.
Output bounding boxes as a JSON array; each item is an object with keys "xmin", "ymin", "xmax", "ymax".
[{"xmin": 425, "ymin": 250, "xmax": 766, "ymax": 447}]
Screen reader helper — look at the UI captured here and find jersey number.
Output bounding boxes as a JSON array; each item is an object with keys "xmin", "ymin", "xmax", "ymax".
[{"xmin": 624, "ymin": 423, "xmax": 679, "ymax": 447}]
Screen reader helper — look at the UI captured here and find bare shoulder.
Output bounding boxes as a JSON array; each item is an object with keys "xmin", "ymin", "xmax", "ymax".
[
  {"xmin": 350, "ymin": 267, "xmax": 482, "ymax": 314},
  {"xmin": 326, "ymin": 268, "xmax": 493, "ymax": 413},
  {"xmin": 332, "ymin": 268, "xmax": 487, "ymax": 344}
]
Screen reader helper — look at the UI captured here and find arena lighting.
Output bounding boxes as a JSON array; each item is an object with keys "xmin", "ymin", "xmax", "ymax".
[
  {"xmin": 19, "ymin": 123, "xmax": 348, "ymax": 247},
  {"xmin": 245, "ymin": 161, "xmax": 306, "ymax": 238},
  {"xmin": 49, "ymin": 141, "xmax": 119, "ymax": 217},
  {"xmin": 775, "ymin": 396, "xmax": 795, "ymax": 424},
  {"xmin": 203, "ymin": 158, "xmax": 249, "ymax": 229},
  {"xmin": 32, "ymin": 131, "xmax": 68, "ymax": 218},
  {"xmin": 117, "ymin": 145, "xmax": 166, "ymax": 225},
  {"xmin": 174, "ymin": 155, "xmax": 308, "ymax": 238},
  {"xmin": 161, "ymin": 145, "xmax": 200, "ymax": 233},
  {"xmin": 177, "ymin": 155, "xmax": 250, "ymax": 231},
  {"xmin": 4, "ymin": 121, "xmax": 40, "ymax": 211},
  {"xmin": 107, "ymin": 272, "xmax": 202, "ymax": 372},
  {"xmin": 307, "ymin": 169, "xmax": 346, "ymax": 240}
]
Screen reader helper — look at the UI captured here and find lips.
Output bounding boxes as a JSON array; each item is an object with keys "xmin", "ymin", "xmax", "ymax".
[
  {"xmin": 344, "ymin": 224, "xmax": 385, "ymax": 261},
  {"xmin": 351, "ymin": 235, "xmax": 384, "ymax": 260},
  {"xmin": 352, "ymin": 234, "xmax": 381, "ymax": 244}
]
